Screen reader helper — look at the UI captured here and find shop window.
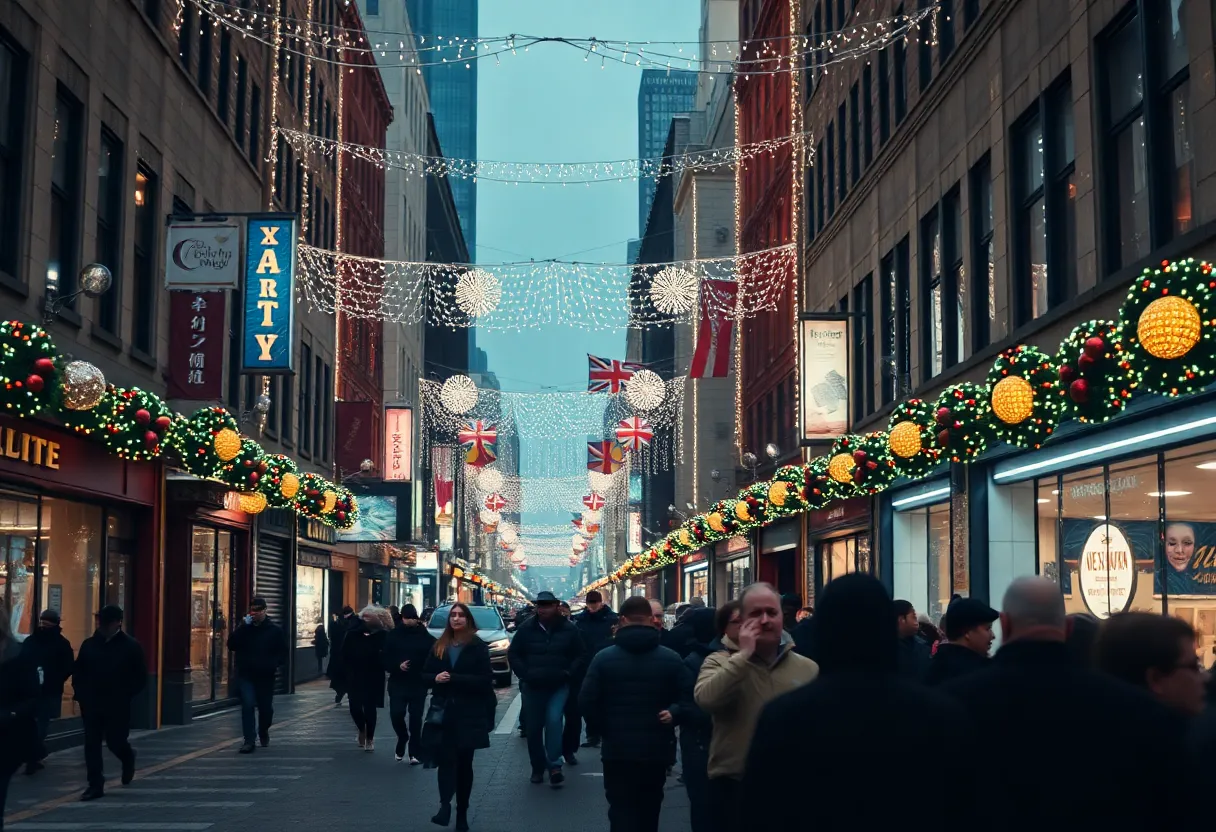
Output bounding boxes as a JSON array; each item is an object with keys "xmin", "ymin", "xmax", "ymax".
[
  {"xmin": 1163, "ymin": 440, "xmax": 1216, "ymax": 665},
  {"xmin": 106, "ymin": 510, "xmax": 136, "ymax": 622},
  {"xmin": 296, "ymin": 564, "xmax": 327, "ymax": 650},
  {"xmin": 926, "ymin": 503, "xmax": 953, "ymax": 621},
  {"xmin": 817, "ymin": 534, "xmax": 872, "ymax": 588},
  {"xmin": 0, "ymin": 33, "xmax": 27, "ymax": 281},
  {"xmin": 95, "ymin": 128, "xmax": 124, "ymax": 335},
  {"xmin": 0, "ymin": 495, "xmax": 37, "ymax": 638},
  {"xmin": 133, "ymin": 164, "xmax": 158, "ymax": 354},
  {"xmin": 190, "ymin": 526, "xmax": 234, "ymax": 702},
  {"xmin": 48, "ymin": 86, "xmax": 83, "ymax": 308}
]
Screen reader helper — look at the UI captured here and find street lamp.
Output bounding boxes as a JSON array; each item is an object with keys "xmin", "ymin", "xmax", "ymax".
[{"xmin": 43, "ymin": 263, "xmax": 112, "ymax": 325}]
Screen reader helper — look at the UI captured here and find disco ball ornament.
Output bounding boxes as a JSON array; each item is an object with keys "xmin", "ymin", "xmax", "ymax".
[
  {"xmin": 991, "ymin": 375, "xmax": 1035, "ymax": 425},
  {"xmin": 439, "ymin": 375, "xmax": 479, "ymax": 414},
  {"xmin": 478, "ymin": 467, "xmax": 505, "ymax": 493},
  {"xmin": 254, "ymin": 393, "xmax": 272, "ymax": 414},
  {"xmin": 79, "ymin": 263, "xmax": 113, "ymax": 297},
  {"xmin": 454, "ymin": 268, "xmax": 502, "ymax": 317},
  {"xmin": 1137, "ymin": 295, "xmax": 1201, "ymax": 360},
  {"xmin": 624, "ymin": 369, "xmax": 665, "ymax": 411},
  {"xmin": 649, "ymin": 266, "xmax": 699, "ymax": 315},
  {"xmin": 280, "ymin": 472, "xmax": 300, "ymax": 500},
  {"xmin": 62, "ymin": 361, "xmax": 106, "ymax": 410},
  {"xmin": 238, "ymin": 491, "xmax": 268, "ymax": 515}
]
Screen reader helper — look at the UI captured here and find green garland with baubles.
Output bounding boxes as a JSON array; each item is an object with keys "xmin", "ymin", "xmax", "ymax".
[{"xmin": 582, "ymin": 257, "xmax": 1216, "ymax": 594}]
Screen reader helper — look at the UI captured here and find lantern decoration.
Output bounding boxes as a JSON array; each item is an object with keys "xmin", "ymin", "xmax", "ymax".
[
  {"xmin": 213, "ymin": 428, "xmax": 242, "ymax": 463},
  {"xmin": 1119, "ymin": 259, "xmax": 1216, "ymax": 396},
  {"xmin": 986, "ymin": 345, "xmax": 1062, "ymax": 449},
  {"xmin": 294, "ymin": 472, "xmax": 330, "ymax": 518},
  {"xmin": 615, "ymin": 416, "xmax": 654, "ymax": 451},
  {"xmin": 0, "ymin": 321, "xmax": 61, "ymax": 418},
  {"xmin": 887, "ymin": 399, "xmax": 943, "ymax": 479},
  {"xmin": 439, "ymin": 374, "xmax": 479, "ymax": 414},
  {"xmin": 477, "ymin": 467, "xmax": 505, "ymax": 493},
  {"xmin": 583, "ymin": 493, "xmax": 606, "ymax": 511},
  {"xmin": 484, "ymin": 493, "xmax": 508, "ymax": 512},
  {"xmin": 931, "ymin": 383, "xmax": 994, "ymax": 463},
  {"xmin": 221, "ymin": 438, "xmax": 269, "ymax": 492},
  {"xmin": 1053, "ymin": 320, "xmax": 1137, "ymax": 424},
  {"xmin": 258, "ymin": 453, "xmax": 301, "ymax": 508},
  {"xmin": 238, "ymin": 491, "xmax": 268, "ymax": 515},
  {"xmin": 62, "ymin": 360, "xmax": 107, "ymax": 411},
  {"xmin": 99, "ymin": 387, "xmax": 175, "ymax": 461},
  {"xmin": 458, "ymin": 420, "xmax": 497, "ymax": 467},
  {"xmin": 171, "ymin": 406, "xmax": 241, "ymax": 478}
]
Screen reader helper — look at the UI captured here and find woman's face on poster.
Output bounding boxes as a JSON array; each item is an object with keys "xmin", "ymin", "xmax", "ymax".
[{"xmin": 1165, "ymin": 523, "xmax": 1196, "ymax": 572}]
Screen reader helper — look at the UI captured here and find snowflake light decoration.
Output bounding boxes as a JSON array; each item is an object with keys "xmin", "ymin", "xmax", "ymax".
[
  {"xmin": 588, "ymin": 470, "xmax": 618, "ymax": 493},
  {"xmin": 477, "ymin": 467, "xmax": 505, "ymax": 492},
  {"xmin": 649, "ymin": 266, "xmax": 699, "ymax": 315},
  {"xmin": 624, "ymin": 369, "xmax": 666, "ymax": 411},
  {"xmin": 500, "ymin": 525, "xmax": 519, "ymax": 545},
  {"xmin": 454, "ymin": 268, "xmax": 502, "ymax": 317},
  {"xmin": 439, "ymin": 374, "xmax": 479, "ymax": 414},
  {"xmin": 480, "ymin": 508, "xmax": 501, "ymax": 525}
]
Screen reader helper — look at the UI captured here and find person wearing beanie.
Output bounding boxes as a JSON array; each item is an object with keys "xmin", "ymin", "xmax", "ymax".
[{"xmin": 20, "ymin": 609, "xmax": 75, "ymax": 774}]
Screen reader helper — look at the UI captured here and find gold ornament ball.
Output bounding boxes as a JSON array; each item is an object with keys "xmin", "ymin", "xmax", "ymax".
[
  {"xmin": 768, "ymin": 480, "xmax": 790, "ymax": 507},
  {"xmin": 888, "ymin": 421, "xmax": 923, "ymax": 459},
  {"xmin": 991, "ymin": 375, "xmax": 1036, "ymax": 424},
  {"xmin": 1138, "ymin": 295, "xmax": 1202, "ymax": 360},
  {"xmin": 734, "ymin": 501, "xmax": 752, "ymax": 522},
  {"xmin": 280, "ymin": 472, "xmax": 300, "ymax": 500},
  {"xmin": 62, "ymin": 361, "xmax": 106, "ymax": 410},
  {"xmin": 678, "ymin": 529, "xmax": 692, "ymax": 547},
  {"xmin": 214, "ymin": 428, "xmax": 241, "ymax": 462},
  {"xmin": 322, "ymin": 490, "xmax": 337, "ymax": 513},
  {"xmin": 238, "ymin": 491, "xmax": 267, "ymax": 515},
  {"xmin": 708, "ymin": 512, "xmax": 726, "ymax": 533},
  {"xmin": 828, "ymin": 453, "xmax": 856, "ymax": 484}
]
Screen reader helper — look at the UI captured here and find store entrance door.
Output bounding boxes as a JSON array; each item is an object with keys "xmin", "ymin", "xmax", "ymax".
[{"xmin": 189, "ymin": 527, "xmax": 235, "ymax": 703}]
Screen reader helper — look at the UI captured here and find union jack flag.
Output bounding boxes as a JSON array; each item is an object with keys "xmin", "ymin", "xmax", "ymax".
[
  {"xmin": 484, "ymin": 493, "xmax": 508, "ymax": 512},
  {"xmin": 587, "ymin": 440, "xmax": 624, "ymax": 474},
  {"xmin": 583, "ymin": 493, "xmax": 605, "ymax": 511},
  {"xmin": 458, "ymin": 420, "xmax": 497, "ymax": 468},
  {"xmin": 615, "ymin": 416, "xmax": 654, "ymax": 451},
  {"xmin": 572, "ymin": 518, "xmax": 585, "ymax": 533},
  {"xmin": 588, "ymin": 354, "xmax": 644, "ymax": 394}
]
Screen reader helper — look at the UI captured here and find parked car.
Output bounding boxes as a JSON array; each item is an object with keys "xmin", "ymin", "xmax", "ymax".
[{"xmin": 426, "ymin": 604, "xmax": 513, "ymax": 687}]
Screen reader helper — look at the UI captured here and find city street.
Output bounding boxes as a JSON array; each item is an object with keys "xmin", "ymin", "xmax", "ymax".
[{"xmin": 2, "ymin": 682, "xmax": 692, "ymax": 832}]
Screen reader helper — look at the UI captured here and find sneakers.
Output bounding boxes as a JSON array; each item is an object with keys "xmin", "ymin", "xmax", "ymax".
[
  {"xmin": 395, "ymin": 752, "xmax": 405, "ymax": 762},
  {"xmin": 530, "ymin": 770, "xmax": 544, "ymax": 784},
  {"xmin": 409, "ymin": 756, "xmax": 422, "ymax": 766},
  {"xmin": 121, "ymin": 752, "xmax": 136, "ymax": 785},
  {"xmin": 564, "ymin": 753, "xmax": 579, "ymax": 766},
  {"xmin": 238, "ymin": 742, "xmax": 256, "ymax": 754},
  {"xmin": 357, "ymin": 729, "xmax": 366, "ymax": 748},
  {"xmin": 395, "ymin": 740, "xmax": 407, "ymax": 761},
  {"xmin": 365, "ymin": 740, "xmax": 375, "ymax": 752},
  {"xmin": 549, "ymin": 768, "xmax": 564, "ymax": 788},
  {"xmin": 79, "ymin": 787, "xmax": 104, "ymax": 801}
]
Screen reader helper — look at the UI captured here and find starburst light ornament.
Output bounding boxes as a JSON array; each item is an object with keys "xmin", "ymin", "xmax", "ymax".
[
  {"xmin": 649, "ymin": 266, "xmax": 699, "ymax": 315},
  {"xmin": 588, "ymin": 470, "xmax": 617, "ymax": 493},
  {"xmin": 477, "ymin": 467, "xmax": 505, "ymax": 493},
  {"xmin": 500, "ymin": 525, "xmax": 519, "ymax": 545},
  {"xmin": 439, "ymin": 375, "xmax": 479, "ymax": 414},
  {"xmin": 624, "ymin": 369, "xmax": 665, "ymax": 411},
  {"xmin": 454, "ymin": 268, "xmax": 502, "ymax": 318}
]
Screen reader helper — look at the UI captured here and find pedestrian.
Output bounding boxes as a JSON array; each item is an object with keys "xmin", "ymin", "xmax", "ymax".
[
  {"xmin": 226, "ymin": 596, "xmax": 287, "ymax": 754},
  {"xmin": 665, "ymin": 604, "xmax": 700, "ymax": 658},
  {"xmin": 422, "ymin": 602, "xmax": 494, "ymax": 831},
  {"xmin": 694, "ymin": 583, "xmax": 818, "ymax": 831},
  {"xmin": 1093, "ymin": 612, "xmax": 1209, "ymax": 717},
  {"xmin": 20, "ymin": 608, "xmax": 74, "ymax": 774},
  {"xmin": 923, "ymin": 596, "xmax": 997, "ymax": 686},
  {"xmin": 571, "ymin": 590, "xmax": 618, "ymax": 749},
  {"xmin": 648, "ymin": 599, "xmax": 681, "ymax": 652},
  {"xmin": 945, "ymin": 577, "xmax": 1199, "ymax": 829},
  {"xmin": 559, "ymin": 601, "xmax": 571, "ymax": 619},
  {"xmin": 789, "ymin": 602, "xmax": 817, "ymax": 661},
  {"xmin": 780, "ymin": 593, "xmax": 802, "ymax": 632},
  {"xmin": 327, "ymin": 605, "xmax": 356, "ymax": 706},
  {"xmin": 674, "ymin": 604, "xmax": 728, "ymax": 832},
  {"xmin": 743, "ymin": 574, "xmax": 977, "ymax": 828},
  {"xmin": 73, "ymin": 605, "xmax": 145, "ymax": 801},
  {"xmin": 389, "ymin": 605, "xmax": 403, "ymax": 629},
  {"xmin": 343, "ymin": 605, "xmax": 392, "ymax": 752},
  {"xmin": 916, "ymin": 613, "xmax": 942, "ymax": 650},
  {"xmin": 384, "ymin": 603, "xmax": 435, "ymax": 763},
  {"xmin": 1064, "ymin": 612, "xmax": 1099, "ymax": 667},
  {"xmin": 0, "ymin": 604, "xmax": 40, "ymax": 830},
  {"xmin": 507, "ymin": 590, "xmax": 584, "ymax": 787},
  {"xmin": 578, "ymin": 596, "xmax": 691, "ymax": 832},
  {"xmin": 511, "ymin": 603, "xmax": 537, "ymax": 740},
  {"xmin": 312, "ymin": 619, "xmax": 328, "ymax": 676},
  {"xmin": 795, "ymin": 605, "xmax": 814, "ymax": 623},
  {"xmin": 894, "ymin": 599, "xmax": 931, "ymax": 681},
  {"xmin": 559, "ymin": 598, "xmax": 583, "ymax": 765}
]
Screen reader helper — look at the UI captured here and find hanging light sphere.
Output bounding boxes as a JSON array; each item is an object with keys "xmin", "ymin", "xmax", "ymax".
[
  {"xmin": 439, "ymin": 374, "xmax": 479, "ymax": 414},
  {"xmin": 887, "ymin": 421, "xmax": 923, "ymax": 458},
  {"xmin": 991, "ymin": 375, "xmax": 1036, "ymax": 424},
  {"xmin": 1137, "ymin": 295, "xmax": 1202, "ymax": 360},
  {"xmin": 582, "ymin": 509, "xmax": 602, "ymax": 524},
  {"xmin": 79, "ymin": 263, "xmax": 113, "ymax": 297},
  {"xmin": 648, "ymin": 266, "xmax": 699, "ymax": 315},
  {"xmin": 588, "ymin": 470, "xmax": 617, "ymax": 493},
  {"xmin": 214, "ymin": 428, "xmax": 242, "ymax": 462},
  {"xmin": 238, "ymin": 491, "xmax": 268, "ymax": 514},
  {"xmin": 321, "ymin": 490, "xmax": 338, "ymax": 513},
  {"xmin": 767, "ymin": 480, "xmax": 790, "ymax": 507},
  {"xmin": 828, "ymin": 453, "xmax": 856, "ymax": 484},
  {"xmin": 500, "ymin": 526, "xmax": 519, "ymax": 545},
  {"xmin": 454, "ymin": 268, "xmax": 502, "ymax": 317},
  {"xmin": 477, "ymin": 467, "xmax": 504, "ymax": 493},
  {"xmin": 624, "ymin": 369, "xmax": 665, "ymax": 411},
  {"xmin": 280, "ymin": 472, "xmax": 301, "ymax": 500},
  {"xmin": 254, "ymin": 393, "xmax": 272, "ymax": 414},
  {"xmin": 62, "ymin": 361, "xmax": 106, "ymax": 410}
]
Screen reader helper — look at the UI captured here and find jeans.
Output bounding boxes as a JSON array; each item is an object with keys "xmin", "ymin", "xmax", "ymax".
[
  {"xmin": 522, "ymin": 684, "xmax": 568, "ymax": 772},
  {"xmin": 81, "ymin": 706, "xmax": 134, "ymax": 789},
  {"xmin": 238, "ymin": 677, "xmax": 275, "ymax": 744},
  {"xmin": 436, "ymin": 747, "xmax": 476, "ymax": 809},
  {"xmin": 603, "ymin": 760, "xmax": 667, "ymax": 832},
  {"xmin": 349, "ymin": 701, "xmax": 378, "ymax": 741},
  {"xmin": 389, "ymin": 689, "xmax": 426, "ymax": 759},
  {"xmin": 708, "ymin": 776, "xmax": 741, "ymax": 832}
]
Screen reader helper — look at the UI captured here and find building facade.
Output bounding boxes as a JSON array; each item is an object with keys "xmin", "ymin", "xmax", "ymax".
[{"xmin": 637, "ymin": 69, "xmax": 698, "ymax": 233}]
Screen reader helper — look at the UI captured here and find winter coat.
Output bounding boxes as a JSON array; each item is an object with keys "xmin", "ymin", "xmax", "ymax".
[
  {"xmin": 341, "ymin": 621, "xmax": 388, "ymax": 709},
  {"xmin": 742, "ymin": 574, "xmax": 977, "ymax": 830},
  {"xmin": 923, "ymin": 642, "xmax": 989, "ymax": 686},
  {"xmin": 571, "ymin": 607, "xmax": 618, "ymax": 659},
  {"xmin": 422, "ymin": 637, "xmax": 495, "ymax": 751},
  {"xmin": 382, "ymin": 623, "xmax": 436, "ymax": 696},
  {"xmin": 790, "ymin": 615, "xmax": 817, "ymax": 662},
  {"xmin": 895, "ymin": 634, "xmax": 932, "ymax": 682},
  {"xmin": 506, "ymin": 614, "xmax": 584, "ymax": 690},
  {"xmin": 694, "ymin": 632, "xmax": 819, "ymax": 779},
  {"xmin": 73, "ymin": 630, "xmax": 147, "ymax": 713},
  {"xmin": 673, "ymin": 639, "xmax": 716, "ymax": 754},
  {"xmin": 326, "ymin": 614, "xmax": 356, "ymax": 687},
  {"xmin": 578, "ymin": 624, "xmax": 691, "ymax": 764},
  {"xmin": 227, "ymin": 616, "xmax": 288, "ymax": 681},
  {"xmin": 944, "ymin": 640, "xmax": 1198, "ymax": 830},
  {"xmin": 21, "ymin": 625, "xmax": 75, "ymax": 698},
  {"xmin": 313, "ymin": 624, "xmax": 329, "ymax": 659},
  {"xmin": 0, "ymin": 639, "xmax": 40, "ymax": 768}
]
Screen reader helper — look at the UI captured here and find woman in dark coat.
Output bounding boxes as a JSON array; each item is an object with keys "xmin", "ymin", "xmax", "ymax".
[
  {"xmin": 422, "ymin": 602, "xmax": 494, "ymax": 831},
  {"xmin": 312, "ymin": 620, "xmax": 329, "ymax": 675},
  {"xmin": 342, "ymin": 606, "xmax": 391, "ymax": 752},
  {"xmin": 1, "ymin": 605, "xmax": 41, "ymax": 830},
  {"xmin": 327, "ymin": 606, "xmax": 355, "ymax": 705}
]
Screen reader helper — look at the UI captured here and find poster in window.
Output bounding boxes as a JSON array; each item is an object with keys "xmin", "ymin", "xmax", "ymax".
[
  {"xmin": 295, "ymin": 565, "xmax": 325, "ymax": 650},
  {"xmin": 799, "ymin": 317, "xmax": 849, "ymax": 440}
]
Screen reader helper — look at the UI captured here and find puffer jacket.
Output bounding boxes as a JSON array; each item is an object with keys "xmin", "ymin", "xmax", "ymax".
[
  {"xmin": 694, "ymin": 632, "xmax": 819, "ymax": 779},
  {"xmin": 506, "ymin": 614, "xmax": 584, "ymax": 690}
]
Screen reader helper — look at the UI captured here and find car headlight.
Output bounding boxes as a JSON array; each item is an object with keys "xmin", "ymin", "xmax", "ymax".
[{"xmin": 489, "ymin": 639, "xmax": 510, "ymax": 651}]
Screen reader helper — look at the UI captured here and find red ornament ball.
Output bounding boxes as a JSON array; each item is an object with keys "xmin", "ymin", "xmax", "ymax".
[
  {"xmin": 336, "ymin": 511, "xmax": 346, "ymax": 521},
  {"xmin": 1069, "ymin": 379, "xmax": 1090, "ymax": 403},
  {"xmin": 852, "ymin": 449, "xmax": 867, "ymax": 463},
  {"xmin": 33, "ymin": 358, "xmax": 55, "ymax": 375},
  {"xmin": 935, "ymin": 407, "xmax": 952, "ymax": 426},
  {"xmin": 1059, "ymin": 364, "xmax": 1076, "ymax": 385},
  {"xmin": 154, "ymin": 415, "xmax": 172, "ymax": 432},
  {"xmin": 250, "ymin": 472, "xmax": 260, "ymax": 483},
  {"xmin": 1083, "ymin": 336, "xmax": 1106, "ymax": 358},
  {"xmin": 1077, "ymin": 353, "xmax": 1096, "ymax": 371},
  {"xmin": 134, "ymin": 409, "xmax": 151, "ymax": 425},
  {"xmin": 937, "ymin": 429, "xmax": 950, "ymax": 447},
  {"xmin": 244, "ymin": 459, "xmax": 253, "ymax": 467},
  {"xmin": 144, "ymin": 431, "xmax": 159, "ymax": 448},
  {"xmin": 25, "ymin": 374, "xmax": 43, "ymax": 393}
]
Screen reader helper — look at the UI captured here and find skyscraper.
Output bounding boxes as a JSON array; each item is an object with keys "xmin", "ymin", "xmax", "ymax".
[
  {"xmin": 637, "ymin": 69, "xmax": 698, "ymax": 233},
  {"xmin": 406, "ymin": 0, "xmax": 478, "ymax": 259}
]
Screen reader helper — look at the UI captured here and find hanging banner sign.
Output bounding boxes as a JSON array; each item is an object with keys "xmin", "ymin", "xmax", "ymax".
[
  {"xmin": 241, "ymin": 215, "xmax": 297, "ymax": 374},
  {"xmin": 384, "ymin": 406, "xmax": 414, "ymax": 482},
  {"xmin": 165, "ymin": 221, "xmax": 241, "ymax": 290},
  {"xmin": 166, "ymin": 291, "xmax": 226, "ymax": 400},
  {"xmin": 799, "ymin": 315, "xmax": 849, "ymax": 441},
  {"xmin": 335, "ymin": 401, "xmax": 375, "ymax": 478}
]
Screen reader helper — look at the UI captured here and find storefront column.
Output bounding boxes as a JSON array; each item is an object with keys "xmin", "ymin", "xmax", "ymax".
[
  {"xmin": 892, "ymin": 509, "xmax": 930, "ymax": 615},
  {"xmin": 986, "ymin": 472, "xmax": 1038, "ymax": 642}
]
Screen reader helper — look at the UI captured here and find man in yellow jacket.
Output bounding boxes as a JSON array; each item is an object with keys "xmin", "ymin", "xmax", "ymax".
[{"xmin": 694, "ymin": 583, "xmax": 818, "ymax": 832}]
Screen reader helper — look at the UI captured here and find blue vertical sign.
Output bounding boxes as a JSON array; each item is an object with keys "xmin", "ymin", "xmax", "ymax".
[{"xmin": 241, "ymin": 216, "xmax": 296, "ymax": 374}]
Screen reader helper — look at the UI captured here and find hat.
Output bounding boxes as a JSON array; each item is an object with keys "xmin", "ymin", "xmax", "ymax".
[
  {"xmin": 944, "ymin": 597, "xmax": 998, "ymax": 640},
  {"xmin": 39, "ymin": 609, "xmax": 61, "ymax": 624},
  {"xmin": 534, "ymin": 591, "xmax": 559, "ymax": 604},
  {"xmin": 98, "ymin": 605, "xmax": 124, "ymax": 625},
  {"xmin": 585, "ymin": 590, "xmax": 603, "ymax": 604}
]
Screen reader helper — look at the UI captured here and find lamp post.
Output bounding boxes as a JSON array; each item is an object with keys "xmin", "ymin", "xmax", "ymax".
[{"xmin": 43, "ymin": 263, "xmax": 113, "ymax": 325}]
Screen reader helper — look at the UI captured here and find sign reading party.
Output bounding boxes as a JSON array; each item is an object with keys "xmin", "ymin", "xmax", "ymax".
[
  {"xmin": 241, "ymin": 216, "xmax": 297, "ymax": 374},
  {"xmin": 1075, "ymin": 523, "xmax": 1136, "ymax": 618}
]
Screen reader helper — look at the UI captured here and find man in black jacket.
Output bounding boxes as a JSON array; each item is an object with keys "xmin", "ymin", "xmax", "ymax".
[
  {"xmin": 894, "ymin": 600, "xmax": 931, "ymax": 682},
  {"xmin": 579, "ymin": 595, "xmax": 690, "ymax": 832},
  {"xmin": 382, "ymin": 604, "xmax": 435, "ymax": 764},
  {"xmin": 226, "ymin": 596, "xmax": 287, "ymax": 754},
  {"xmin": 327, "ymin": 606, "xmax": 355, "ymax": 705},
  {"xmin": 507, "ymin": 590, "xmax": 585, "ymax": 787},
  {"xmin": 924, "ymin": 596, "xmax": 997, "ymax": 686},
  {"xmin": 20, "ymin": 608, "xmax": 75, "ymax": 774},
  {"xmin": 570, "ymin": 591, "xmax": 618, "ymax": 749},
  {"xmin": 73, "ymin": 605, "xmax": 146, "ymax": 801}
]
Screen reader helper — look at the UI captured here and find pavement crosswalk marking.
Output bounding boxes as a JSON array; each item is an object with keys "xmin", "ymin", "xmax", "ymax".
[
  {"xmin": 8, "ymin": 824, "xmax": 213, "ymax": 830},
  {"xmin": 92, "ymin": 788, "xmax": 279, "ymax": 795},
  {"xmin": 493, "ymin": 691, "xmax": 523, "ymax": 734},
  {"xmin": 143, "ymin": 774, "xmax": 302, "ymax": 780},
  {"xmin": 55, "ymin": 802, "xmax": 255, "ymax": 809}
]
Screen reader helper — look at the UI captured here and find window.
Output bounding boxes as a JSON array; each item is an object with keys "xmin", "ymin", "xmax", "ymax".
[
  {"xmin": 0, "ymin": 35, "xmax": 27, "ymax": 279},
  {"xmin": 249, "ymin": 83, "xmax": 261, "ymax": 166},
  {"xmin": 95, "ymin": 129, "xmax": 124, "ymax": 335},
  {"xmin": 133, "ymin": 164, "xmax": 157, "ymax": 354},
  {"xmin": 234, "ymin": 56, "xmax": 247, "ymax": 142},
  {"xmin": 918, "ymin": 0, "xmax": 933, "ymax": 91},
  {"xmin": 1155, "ymin": 0, "xmax": 1193, "ymax": 238},
  {"xmin": 280, "ymin": 373, "xmax": 293, "ymax": 443},
  {"xmin": 179, "ymin": 3, "xmax": 192, "ymax": 72},
  {"xmin": 878, "ymin": 47, "xmax": 891, "ymax": 144},
  {"xmin": 217, "ymin": 30, "xmax": 231, "ymax": 121},
  {"xmin": 943, "ymin": 186, "xmax": 965, "ymax": 364},
  {"xmin": 894, "ymin": 7, "xmax": 908, "ymax": 124},
  {"xmin": 48, "ymin": 87, "xmax": 83, "ymax": 308},
  {"xmin": 920, "ymin": 207, "xmax": 943, "ymax": 380},
  {"xmin": 806, "ymin": 162, "xmax": 816, "ymax": 245},
  {"xmin": 815, "ymin": 138, "xmax": 825, "ymax": 233},
  {"xmin": 314, "ymin": 355, "xmax": 325, "ymax": 459},
  {"xmin": 837, "ymin": 104, "xmax": 848, "ymax": 200},
  {"xmin": 940, "ymin": 0, "xmax": 956, "ymax": 63},
  {"xmin": 826, "ymin": 125, "xmax": 836, "ymax": 216},
  {"xmin": 811, "ymin": 5, "xmax": 822, "ymax": 87},
  {"xmin": 849, "ymin": 84, "xmax": 860, "ymax": 185},
  {"xmin": 862, "ymin": 63, "xmax": 873, "ymax": 167},
  {"xmin": 300, "ymin": 343, "xmax": 312, "ymax": 455},
  {"xmin": 881, "ymin": 239, "xmax": 911, "ymax": 404},
  {"xmin": 969, "ymin": 154, "xmax": 995, "ymax": 352},
  {"xmin": 852, "ymin": 275, "xmax": 874, "ymax": 420},
  {"xmin": 198, "ymin": 13, "xmax": 212, "ymax": 94}
]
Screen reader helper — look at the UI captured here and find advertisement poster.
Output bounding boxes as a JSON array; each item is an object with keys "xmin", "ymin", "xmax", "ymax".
[
  {"xmin": 1058, "ymin": 517, "xmax": 1216, "ymax": 600},
  {"xmin": 241, "ymin": 216, "xmax": 296, "ymax": 374},
  {"xmin": 384, "ymin": 406, "xmax": 413, "ymax": 482},
  {"xmin": 799, "ymin": 318, "xmax": 849, "ymax": 440},
  {"xmin": 337, "ymin": 495, "xmax": 399, "ymax": 542},
  {"xmin": 295, "ymin": 565, "xmax": 325, "ymax": 650}
]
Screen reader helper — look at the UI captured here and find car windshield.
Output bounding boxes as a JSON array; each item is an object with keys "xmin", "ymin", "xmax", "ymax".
[{"xmin": 429, "ymin": 606, "xmax": 504, "ymax": 631}]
